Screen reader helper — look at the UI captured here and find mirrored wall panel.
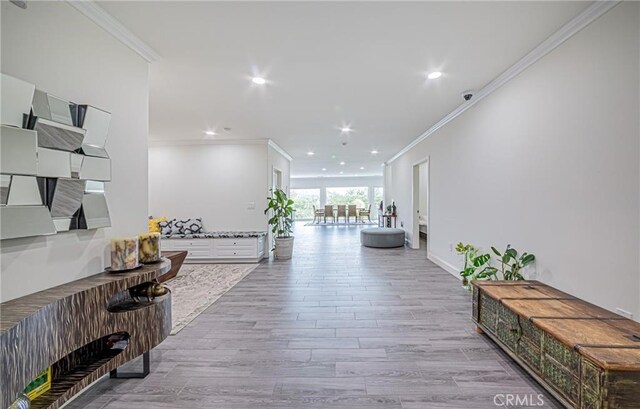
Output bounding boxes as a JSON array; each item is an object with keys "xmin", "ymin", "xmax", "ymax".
[
  {"xmin": 0, "ymin": 73, "xmax": 35, "ymax": 128},
  {"xmin": 0, "ymin": 125, "xmax": 37, "ymax": 175},
  {"xmin": 0, "ymin": 73, "xmax": 113, "ymax": 240},
  {"xmin": 0, "ymin": 206, "xmax": 57, "ymax": 240}
]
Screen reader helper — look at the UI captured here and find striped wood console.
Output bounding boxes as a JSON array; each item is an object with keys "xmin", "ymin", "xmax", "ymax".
[{"xmin": 0, "ymin": 259, "xmax": 172, "ymax": 409}]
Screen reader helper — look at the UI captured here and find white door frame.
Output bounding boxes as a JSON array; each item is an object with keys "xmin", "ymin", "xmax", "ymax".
[
  {"xmin": 272, "ymin": 167, "xmax": 283, "ymax": 192},
  {"xmin": 411, "ymin": 156, "xmax": 430, "ymax": 251}
]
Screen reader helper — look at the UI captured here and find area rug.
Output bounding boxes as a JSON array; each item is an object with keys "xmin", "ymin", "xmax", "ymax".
[
  {"xmin": 304, "ymin": 220, "xmax": 377, "ymax": 226},
  {"xmin": 165, "ymin": 263, "xmax": 258, "ymax": 334}
]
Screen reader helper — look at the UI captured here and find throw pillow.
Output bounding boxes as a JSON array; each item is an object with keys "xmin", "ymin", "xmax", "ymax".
[
  {"xmin": 174, "ymin": 218, "xmax": 203, "ymax": 235},
  {"xmin": 148, "ymin": 216, "xmax": 167, "ymax": 233},
  {"xmin": 158, "ymin": 219, "xmax": 174, "ymax": 236}
]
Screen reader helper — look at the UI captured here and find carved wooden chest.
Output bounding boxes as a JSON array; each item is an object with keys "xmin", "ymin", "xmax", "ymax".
[{"xmin": 472, "ymin": 281, "xmax": 640, "ymax": 409}]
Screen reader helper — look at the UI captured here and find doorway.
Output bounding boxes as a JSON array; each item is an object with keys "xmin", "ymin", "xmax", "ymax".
[
  {"xmin": 273, "ymin": 168, "xmax": 282, "ymax": 191},
  {"xmin": 411, "ymin": 158, "xmax": 429, "ymax": 251}
]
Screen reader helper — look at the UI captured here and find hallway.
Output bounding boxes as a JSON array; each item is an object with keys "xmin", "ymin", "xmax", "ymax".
[{"xmin": 69, "ymin": 223, "xmax": 558, "ymax": 408}]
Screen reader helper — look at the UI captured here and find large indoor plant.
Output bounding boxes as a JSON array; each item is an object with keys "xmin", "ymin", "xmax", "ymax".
[{"xmin": 264, "ymin": 188, "xmax": 295, "ymax": 260}]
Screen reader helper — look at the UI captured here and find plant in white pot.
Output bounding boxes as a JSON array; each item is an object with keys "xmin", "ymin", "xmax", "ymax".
[{"xmin": 264, "ymin": 188, "xmax": 295, "ymax": 260}]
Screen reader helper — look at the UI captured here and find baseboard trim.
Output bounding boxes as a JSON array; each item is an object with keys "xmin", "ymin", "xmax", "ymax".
[
  {"xmin": 427, "ymin": 251, "xmax": 460, "ymax": 280},
  {"xmin": 184, "ymin": 255, "xmax": 266, "ymax": 264}
]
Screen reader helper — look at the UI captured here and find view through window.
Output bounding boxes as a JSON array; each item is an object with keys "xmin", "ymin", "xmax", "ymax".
[
  {"xmin": 327, "ymin": 187, "xmax": 369, "ymax": 208},
  {"xmin": 290, "ymin": 189, "xmax": 320, "ymax": 220},
  {"xmin": 374, "ymin": 187, "xmax": 384, "ymax": 216}
]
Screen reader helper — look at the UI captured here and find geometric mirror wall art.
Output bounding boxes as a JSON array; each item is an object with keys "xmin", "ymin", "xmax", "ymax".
[{"xmin": 0, "ymin": 73, "xmax": 112, "ymax": 240}]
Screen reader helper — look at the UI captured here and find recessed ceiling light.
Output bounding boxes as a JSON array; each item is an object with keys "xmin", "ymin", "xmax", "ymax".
[
  {"xmin": 252, "ymin": 77, "xmax": 266, "ymax": 85},
  {"xmin": 339, "ymin": 161, "xmax": 345, "ymax": 165},
  {"xmin": 204, "ymin": 131, "xmax": 216, "ymax": 136},
  {"xmin": 307, "ymin": 151, "xmax": 315, "ymax": 156},
  {"xmin": 371, "ymin": 149, "xmax": 379, "ymax": 155},
  {"xmin": 360, "ymin": 166, "xmax": 365, "ymax": 170},
  {"xmin": 340, "ymin": 127, "xmax": 352, "ymax": 133},
  {"xmin": 322, "ymin": 168, "xmax": 327, "ymax": 171},
  {"xmin": 427, "ymin": 71, "xmax": 442, "ymax": 79}
]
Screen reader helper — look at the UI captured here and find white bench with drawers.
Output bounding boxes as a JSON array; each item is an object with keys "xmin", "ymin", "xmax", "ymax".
[{"xmin": 161, "ymin": 231, "xmax": 267, "ymax": 263}]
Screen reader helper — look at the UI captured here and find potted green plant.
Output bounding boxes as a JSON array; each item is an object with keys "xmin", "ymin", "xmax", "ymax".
[
  {"xmin": 264, "ymin": 189, "xmax": 295, "ymax": 260},
  {"xmin": 491, "ymin": 245, "xmax": 535, "ymax": 280},
  {"xmin": 455, "ymin": 242, "xmax": 497, "ymax": 290}
]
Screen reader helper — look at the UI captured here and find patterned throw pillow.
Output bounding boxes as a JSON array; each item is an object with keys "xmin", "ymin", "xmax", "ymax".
[
  {"xmin": 158, "ymin": 219, "xmax": 174, "ymax": 236},
  {"xmin": 174, "ymin": 218, "xmax": 203, "ymax": 235},
  {"xmin": 148, "ymin": 216, "xmax": 167, "ymax": 233}
]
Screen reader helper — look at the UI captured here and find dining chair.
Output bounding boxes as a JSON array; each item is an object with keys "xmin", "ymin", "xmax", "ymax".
[
  {"xmin": 336, "ymin": 205, "xmax": 347, "ymax": 224},
  {"xmin": 359, "ymin": 204, "xmax": 372, "ymax": 223},
  {"xmin": 313, "ymin": 205, "xmax": 325, "ymax": 224},
  {"xmin": 347, "ymin": 204, "xmax": 357, "ymax": 223},
  {"xmin": 324, "ymin": 205, "xmax": 335, "ymax": 223}
]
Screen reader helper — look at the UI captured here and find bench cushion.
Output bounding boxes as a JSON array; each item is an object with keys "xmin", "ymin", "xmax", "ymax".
[{"xmin": 163, "ymin": 231, "xmax": 267, "ymax": 239}]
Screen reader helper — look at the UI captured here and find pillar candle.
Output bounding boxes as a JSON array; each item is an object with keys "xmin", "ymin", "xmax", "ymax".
[
  {"xmin": 139, "ymin": 232, "xmax": 161, "ymax": 263},
  {"xmin": 110, "ymin": 237, "xmax": 139, "ymax": 271}
]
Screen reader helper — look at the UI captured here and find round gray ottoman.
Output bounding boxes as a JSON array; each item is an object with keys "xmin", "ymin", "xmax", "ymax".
[{"xmin": 360, "ymin": 228, "xmax": 405, "ymax": 248}]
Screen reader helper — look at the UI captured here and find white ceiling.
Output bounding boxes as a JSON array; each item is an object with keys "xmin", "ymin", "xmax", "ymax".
[{"xmin": 98, "ymin": 1, "xmax": 589, "ymax": 177}]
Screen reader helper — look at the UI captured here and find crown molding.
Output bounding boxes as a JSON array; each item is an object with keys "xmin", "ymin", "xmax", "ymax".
[
  {"xmin": 268, "ymin": 140, "xmax": 293, "ymax": 162},
  {"xmin": 387, "ymin": 0, "xmax": 620, "ymax": 164},
  {"xmin": 149, "ymin": 138, "xmax": 273, "ymax": 147},
  {"xmin": 66, "ymin": 1, "xmax": 161, "ymax": 63}
]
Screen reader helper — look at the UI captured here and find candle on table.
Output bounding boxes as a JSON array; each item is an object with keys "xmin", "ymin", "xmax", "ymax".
[
  {"xmin": 110, "ymin": 237, "xmax": 139, "ymax": 271},
  {"xmin": 139, "ymin": 232, "xmax": 161, "ymax": 263}
]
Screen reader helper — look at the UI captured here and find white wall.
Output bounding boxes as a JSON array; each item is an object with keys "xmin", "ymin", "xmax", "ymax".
[
  {"xmin": 387, "ymin": 3, "xmax": 640, "ymax": 319},
  {"xmin": 149, "ymin": 141, "xmax": 290, "ymax": 231},
  {"xmin": 0, "ymin": 2, "xmax": 150, "ymax": 302},
  {"xmin": 291, "ymin": 175, "xmax": 383, "ymax": 189}
]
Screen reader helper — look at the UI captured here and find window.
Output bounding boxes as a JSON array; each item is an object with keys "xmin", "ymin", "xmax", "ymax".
[
  {"xmin": 374, "ymin": 187, "xmax": 384, "ymax": 216},
  {"xmin": 326, "ymin": 187, "xmax": 369, "ymax": 208},
  {"xmin": 290, "ymin": 189, "xmax": 320, "ymax": 220}
]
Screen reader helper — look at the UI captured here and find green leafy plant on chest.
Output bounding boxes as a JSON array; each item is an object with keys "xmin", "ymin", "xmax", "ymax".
[
  {"xmin": 491, "ymin": 245, "xmax": 535, "ymax": 281},
  {"xmin": 455, "ymin": 242, "xmax": 498, "ymax": 290}
]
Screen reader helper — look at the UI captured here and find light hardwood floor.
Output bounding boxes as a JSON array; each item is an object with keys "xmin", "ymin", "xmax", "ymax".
[{"xmin": 67, "ymin": 223, "xmax": 559, "ymax": 408}]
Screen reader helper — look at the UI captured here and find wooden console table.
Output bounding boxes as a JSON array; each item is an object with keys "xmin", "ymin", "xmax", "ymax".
[
  {"xmin": 472, "ymin": 280, "xmax": 640, "ymax": 409},
  {"xmin": 158, "ymin": 250, "xmax": 187, "ymax": 282},
  {"xmin": 0, "ymin": 259, "xmax": 172, "ymax": 409}
]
